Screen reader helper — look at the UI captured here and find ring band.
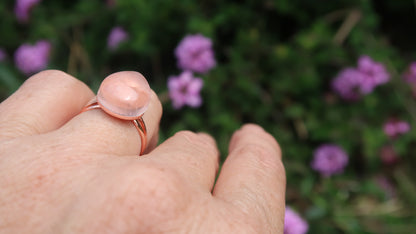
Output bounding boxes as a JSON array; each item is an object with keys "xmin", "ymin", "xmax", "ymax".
[
  {"xmin": 80, "ymin": 72, "xmax": 152, "ymax": 156},
  {"xmin": 80, "ymin": 100, "xmax": 147, "ymax": 155}
]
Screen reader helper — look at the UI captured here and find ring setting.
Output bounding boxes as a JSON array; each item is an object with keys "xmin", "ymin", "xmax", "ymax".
[{"xmin": 81, "ymin": 72, "xmax": 151, "ymax": 155}]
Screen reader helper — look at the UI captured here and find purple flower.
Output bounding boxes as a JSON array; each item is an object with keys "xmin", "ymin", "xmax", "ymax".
[
  {"xmin": 107, "ymin": 27, "xmax": 129, "ymax": 50},
  {"xmin": 15, "ymin": 0, "xmax": 42, "ymax": 22},
  {"xmin": 168, "ymin": 71, "xmax": 203, "ymax": 109},
  {"xmin": 175, "ymin": 34, "xmax": 216, "ymax": 74},
  {"xmin": 332, "ymin": 55, "xmax": 389, "ymax": 100},
  {"xmin": 311, "ymin": 144, "xmax": 348, "ymax": 177},
  {"xmin": 284, "ymin": 206, "xmax": 308, "ymax": 234},
  {"xmin": 14, "ymin": 40, "xmax": 51, "ymax": 75},
  {"xmin": 403, "ymin": 62, "xmax": 416, "ymax": 83},
  {"xmin": 357, "ymin": 55, "xmax": 390, "ymax": 93},
  {"xmin": 0, "ymin": 48, "xmax": 7, "ymax": 62},
  {"xmin": 383, "ymin": 119, "xmax": 410, "ymax": 138},
  {"xmin": 332, "ymin": 68, "xmax": 366, "ymax": 101}
]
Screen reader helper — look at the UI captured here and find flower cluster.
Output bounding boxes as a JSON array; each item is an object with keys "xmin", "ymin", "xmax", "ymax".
[
  {"xmin": 284, "ymin": 206, "xmax": 308, "ymax": 234},
  {"xmin": 383, "ymin": 119, "xmax": 410, "ymax": 138},
  {"xmin": 168, "ymin": 34, "xmax": 216, "ymax": 109},
  {"xmin": 107, "ymin": 26, "xmax": 129, "ymax": 51},
  {"xmin": 15, "ymin": 0, "xmax": 42, "ymax": 22},
  {"xmin": 328, "ymin": 58, "xmax": 414, "ymax": 178},
  {"xmin": 311, "ymin": 144, "xmax": 349, "ymax": 177},
  {"xmin": 332, "ymin": 55, "xmax": 390, "ymax": 100},
  {"xmin": 14, "ymin": 40, "xmax": 51, "ymax": 75}
]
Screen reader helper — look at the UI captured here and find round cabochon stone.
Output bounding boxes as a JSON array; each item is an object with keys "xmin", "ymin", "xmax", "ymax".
[{"xmin": 97, "ymin": 71, "xmax": 151, "ymax": 120}]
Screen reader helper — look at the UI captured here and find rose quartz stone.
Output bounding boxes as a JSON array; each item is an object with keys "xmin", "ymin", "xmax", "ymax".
[{"xmin": 97, "ymin": 71, "xmax": 151, "ymax": 120}]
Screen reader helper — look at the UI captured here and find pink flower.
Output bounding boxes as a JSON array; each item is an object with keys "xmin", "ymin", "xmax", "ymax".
[
  {"xmin": 175, "ymin": 34, "xmax": 216, "ymax": 74},
  {"xmin": 332, "ymin": 68, "xmax": 365, "ymax": 101},
  {"xmin": 14, "ymin": 40, "xmax": 51, "ymax": 75},
  {"xmin": 15, "ymin": 0, "xmax": 42, "ymax": 22},
  {"xmin": 357, "ymin": 55, "xmax": 390, "ymax": 93},
  {"xmin": 311, "ymin": 144, "xmax": 348, "ymax": 177},
  {"xmin": 168, "ymin": 71, "xmax": 203, "ymax": 109},
  {"xmin": 383, "ymin": 119, "xmax": 410, "ymax": 138},
  {"xmin": 284, "ymin": 206, "xmax": 308, "ymax": 234},
  {"xmin": 332, "ymin": 55, "xmax": 390, "ymax": 100},
  {"xmin": 107, "ymin": 27, "xmax": 129, "ymax": 50}
]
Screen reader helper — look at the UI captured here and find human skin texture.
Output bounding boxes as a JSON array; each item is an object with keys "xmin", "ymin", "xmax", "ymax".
[{"xmin": 0, "ymin": 70, "xmax": 286, "ymax": 233}]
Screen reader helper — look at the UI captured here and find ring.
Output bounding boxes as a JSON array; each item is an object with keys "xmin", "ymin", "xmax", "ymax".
[{"xmin": 80, "ymin": 72, "xmax": 151, "ymax": 155}]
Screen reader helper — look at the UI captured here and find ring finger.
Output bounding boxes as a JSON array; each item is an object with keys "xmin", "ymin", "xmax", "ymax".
[{"xmin": 58, "ymin": 71, "xmax": 162, "ymax": 156}]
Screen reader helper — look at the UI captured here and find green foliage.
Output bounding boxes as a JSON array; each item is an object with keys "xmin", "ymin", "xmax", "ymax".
[{"xmin": 1, "ymin": 0, "xmax": 416, "ymax": 232}]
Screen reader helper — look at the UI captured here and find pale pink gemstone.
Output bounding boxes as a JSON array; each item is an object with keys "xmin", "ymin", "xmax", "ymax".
[{"xmin": 97, "ymin": 71, "xmax": 151, "ymax": 119}]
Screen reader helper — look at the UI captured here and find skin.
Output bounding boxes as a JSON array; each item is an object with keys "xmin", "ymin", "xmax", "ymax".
[{"xmin": 0, "ymin": 70, "xmax": 286, "ymax": 233}]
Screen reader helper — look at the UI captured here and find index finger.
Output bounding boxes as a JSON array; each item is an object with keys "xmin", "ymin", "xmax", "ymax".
[{"xmin": 212, "ymin": 124, "xmax": 286, "ymax": 233}]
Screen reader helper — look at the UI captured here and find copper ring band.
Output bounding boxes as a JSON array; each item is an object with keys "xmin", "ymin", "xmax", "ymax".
[{"xmin": 80, "ymin": 101, "xmax": 147, "ymax": 155}]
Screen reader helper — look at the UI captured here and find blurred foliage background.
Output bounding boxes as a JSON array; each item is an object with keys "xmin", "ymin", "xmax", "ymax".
[{"xmin": 1, "ymin": 0, "xmax": 416, "ymax": 233}]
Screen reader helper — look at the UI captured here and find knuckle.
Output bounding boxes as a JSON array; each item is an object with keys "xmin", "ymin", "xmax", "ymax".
[
  {"xmin": 238, "ymin": 143, "xmax": 283, "ymax": 171},
  {"xmin": 175, "ymin": 131, "xmax": 217, "ymax": 154},
  {"xmin": 37, "ymin": 69, "xmax": 69, "ymax": 78},
  {"xmin": 237, "ymin": 125, "xmax": 281, "ymax": 157},
  {"xmin": 25, "ymin": 70, "xmax": 88, "ymax": 93},
  {"xmin": 241, "ymin": 123, "xmax": 265, "ymax": 133},
  {"xmin": 240, "ymin": 143, "xmax": 273, "ymax": 160},
  {"xmin": 26, "ymin": 70, "xmax": 70, "ymax": 84},
  {"xmin": 174, "ymin": 130, "xmax": 199, "ymax": 141}
]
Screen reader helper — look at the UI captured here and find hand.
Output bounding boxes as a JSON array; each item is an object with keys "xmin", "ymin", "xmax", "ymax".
[{"xmin": 0, "ymin": 70, "xmax": 286, "ymax": 233}]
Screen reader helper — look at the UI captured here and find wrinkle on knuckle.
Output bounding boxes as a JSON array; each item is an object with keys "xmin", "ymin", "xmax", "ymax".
[
  {"xmin": 175, "ymin": 131, "xmax": 217, "ymax": 155},
  {"xmin": 0, "ymin": 120, "xmax": 32, "ymax": 138},
  {"xmin": 237, "ymin": 143, "xmax": 280, "ymax": 169},
  {"xmin": 25, "ymin": 70, "xmax": 89, "ymax": 95},
  {"xmin": 174, "ymin": 130, "xmax": 199, "ymax": 142}
]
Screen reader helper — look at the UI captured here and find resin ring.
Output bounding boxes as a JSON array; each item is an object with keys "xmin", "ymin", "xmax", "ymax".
[{"xmin": 80, "ymin": 72, "xmax": 151, "ymax": 155}]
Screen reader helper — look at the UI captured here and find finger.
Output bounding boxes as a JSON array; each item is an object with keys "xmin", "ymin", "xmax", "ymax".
[
  {"xmin": 0, "ymin": 70, "xmax": 94, "ymax": 141},
  {"xmin": 145, "ymin": 131, "xmax": 219, "ymax": 191},
  {"xmin": 213, "ymin": 124, "xmax": 286, "ymax": 232},
  {"xmin": 60, "ymin": 72, "xmax": 162, "ymax": 156}
]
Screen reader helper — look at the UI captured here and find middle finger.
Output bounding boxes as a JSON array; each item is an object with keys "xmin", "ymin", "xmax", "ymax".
[{"xmin": 145, "ymin": 131, "xmax": 220, "ymax": 192}]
